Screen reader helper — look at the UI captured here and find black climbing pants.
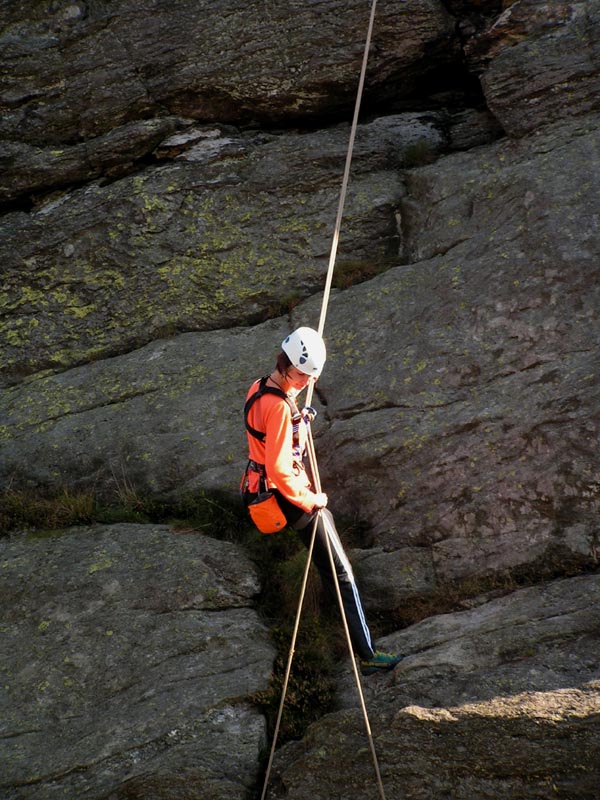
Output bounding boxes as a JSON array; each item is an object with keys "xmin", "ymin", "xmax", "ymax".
[{"xmin": 273, "ymin": 490, "xmax": 375, "ymax": 661}]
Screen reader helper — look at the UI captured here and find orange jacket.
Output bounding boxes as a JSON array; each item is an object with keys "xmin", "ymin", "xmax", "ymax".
[{"xmin": 245, "ymin": 379, "xmax": 317, "ymax": 512}]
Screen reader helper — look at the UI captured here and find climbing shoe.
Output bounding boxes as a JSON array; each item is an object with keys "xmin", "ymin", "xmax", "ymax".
[{"xmin": 359, "ymin": 650, "xmax": 402, "ymax": 676}]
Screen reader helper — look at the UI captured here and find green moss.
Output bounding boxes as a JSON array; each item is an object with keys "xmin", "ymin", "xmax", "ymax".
[
  {"xmin": 251, "ymin": 622, "xmax": 336, "ymax": 744},
  {"xmin": 2, "ymin": 173, "xmax": 327, "ymax": 377},
  {"xmin": 88, "ymin": 554, "xmax": 113, "ymax": 574}
]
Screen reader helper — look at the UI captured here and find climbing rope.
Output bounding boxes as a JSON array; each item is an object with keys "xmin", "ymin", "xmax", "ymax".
[
  {"xmin": 259, "ymin": 513, "xmax": 320, "ymax": 800},
  {"xmin": 260, "ymin": 2, "xmax": 387, "ymax": 799},
  {"xmin": 311, "ymin": 0, "xmax": 378, "ymax": 360}
]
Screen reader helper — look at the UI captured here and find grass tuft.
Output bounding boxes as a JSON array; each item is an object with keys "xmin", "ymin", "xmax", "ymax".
[{"xmin": 0, "ymin": 488, "xmax": 96, "ymax": 534}]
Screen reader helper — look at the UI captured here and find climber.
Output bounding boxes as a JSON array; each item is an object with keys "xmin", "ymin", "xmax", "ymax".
[{"xmin": 241, "ymin": 326, "xmax": 401, "ymax": 676}]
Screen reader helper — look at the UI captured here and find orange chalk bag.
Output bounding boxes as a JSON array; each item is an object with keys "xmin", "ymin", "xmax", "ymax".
[{"xmin": 246, "ymin": 489, "xmax": 287, "ymax": 534}]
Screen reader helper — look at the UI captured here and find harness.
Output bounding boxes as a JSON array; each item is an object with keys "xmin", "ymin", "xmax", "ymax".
[{"xmin": 243, "ymin": 376, "xmax": 303, "ymax": 482}]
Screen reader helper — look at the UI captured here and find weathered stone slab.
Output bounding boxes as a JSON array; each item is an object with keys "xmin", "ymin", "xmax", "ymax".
[
  {"xmin": 2, "ymin": 115, "xmax": 598, "ymax": 594},
  {"xmin": 0, "ymin": 0, "xmax": 455, "ymax": 146},
  {"xmin": 272, "ymin": 575, "xmax": 600, "ymax": 800},
  {"xmin": 0, "ymin": 114, "xmax": 442, "ymax": 384},
  {"xmin": 312, "ymin": 114, "xmax": 600, "ymax": 578},
  {"xmin": 0, "ymin": 322, "xmax": 289, "ymax": 499},
  {"xmin": 0, "ymin": 523, "xmax": 275, "ymax": 800},
  {"xmin": 468, "ymin": 0, "xmax": 600, "ymax": 136}
]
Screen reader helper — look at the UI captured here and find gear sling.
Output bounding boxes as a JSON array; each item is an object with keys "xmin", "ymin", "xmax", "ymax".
[{"xmin": 241, "ymin": 376, "xmax": 303, "ymax": 533}]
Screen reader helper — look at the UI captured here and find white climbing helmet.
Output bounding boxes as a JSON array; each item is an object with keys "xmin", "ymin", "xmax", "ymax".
[{"xmin": 282, "ymin": 327, "xmax": 326, "ymax": 377}]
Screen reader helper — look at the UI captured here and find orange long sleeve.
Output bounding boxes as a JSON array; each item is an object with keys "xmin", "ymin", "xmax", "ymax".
[{"xmin": 245, "ymin": 382, "xmax": 317, "ymax": 512}]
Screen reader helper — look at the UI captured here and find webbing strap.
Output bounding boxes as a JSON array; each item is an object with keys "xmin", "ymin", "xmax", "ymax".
[{"xmin": 244, "ymin": 376, "xmax": 301, "ymax": 446}]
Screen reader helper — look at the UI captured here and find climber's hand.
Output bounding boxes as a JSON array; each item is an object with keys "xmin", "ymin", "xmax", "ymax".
[{"xmin": 312, "ymin": 492, "xmax": 328, "ymax": 509}]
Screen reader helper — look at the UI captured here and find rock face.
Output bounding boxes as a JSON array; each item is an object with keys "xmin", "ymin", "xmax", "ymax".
[
  {"xmin": 2, "ymin": 111, "xmax": 598, "ymax": 594},
  {"xmin": 270, "ymin": 575, "xmax": 600, "ymax": 799},
  {"xmin": 0, "ymin": 0, "xmax": 455, "ymax": 150},
  {"xmin": 0, "ymin": 114, "xmax": 441, "ymax": 383},
  {"xmin": 468, "ymin": 0, "xmax": 600, "ymax": 137},
  {"xmin": 317, "ymin": 113, "xmax": 600, "ymax": 582},
  {"xmin": 0, "ymin": 524, "xmax": 275, "ymax": 800},
  {"xmin": 2, "ymin": 1, "xmax": 600, "ymax": 798}
]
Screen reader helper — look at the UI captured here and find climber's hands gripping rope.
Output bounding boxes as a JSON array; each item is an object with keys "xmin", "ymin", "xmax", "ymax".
[{"xmin": 312, "ymin": 492, "xmax": 328, "ymax": 509}]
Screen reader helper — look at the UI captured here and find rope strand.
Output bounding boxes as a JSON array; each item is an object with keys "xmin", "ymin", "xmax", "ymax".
[
  {"xmin": 318, "ymin": 0, "xmax": 377, "ymax": 338},
  {"xmin": 306, "ymin": 0, "xmax": 378, "ymax": 411},
  {"xmin": 305, "ymin": 422, "xmax": 387, "ymax": 800},
  {"xmin": 259, "ymin": 513, "xmax": 320, "ymax": 800}
]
